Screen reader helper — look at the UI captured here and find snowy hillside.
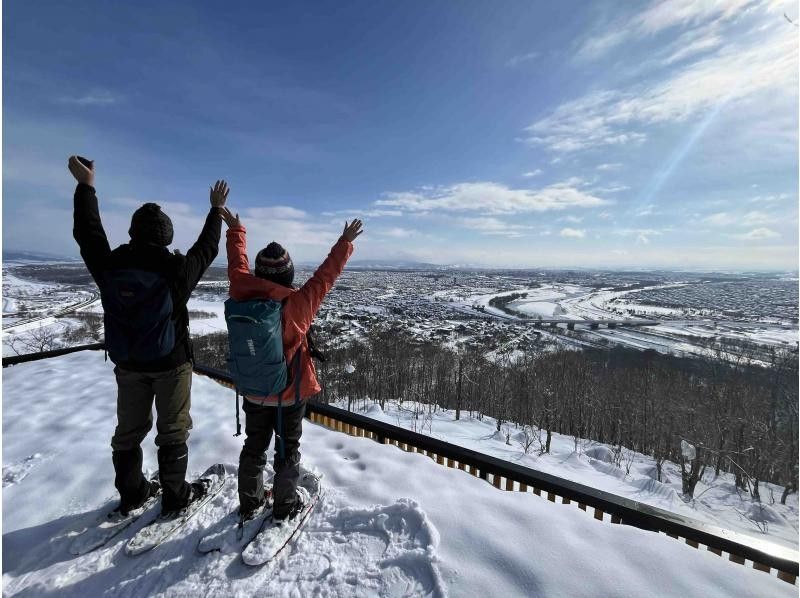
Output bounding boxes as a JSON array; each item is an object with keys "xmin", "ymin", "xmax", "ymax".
[
  {"xmin": 333, "ymin": 399, "xmax": 799, "ymax": 551},
  {"xmin": 3, "ymin": 352, "xmax": 794, "ymax": 597}
]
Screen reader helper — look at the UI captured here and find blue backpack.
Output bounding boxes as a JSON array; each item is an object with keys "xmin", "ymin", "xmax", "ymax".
[
  {"xmin": 224, "ymin": 298, "xmax": 292, "ymax": 397},
  {"xmin": 101, "ymin": 269, "xmax": 175, "ymax": 363}
]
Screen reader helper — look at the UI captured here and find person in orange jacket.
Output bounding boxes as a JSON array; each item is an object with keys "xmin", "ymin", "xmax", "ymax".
[{"xmin": 221, "ymin": 206, "xmax": 363, "ymax": 520}]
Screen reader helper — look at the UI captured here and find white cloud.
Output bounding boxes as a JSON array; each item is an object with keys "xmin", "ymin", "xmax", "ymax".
[
  {"xmin": 323, "ymin": 208, "xmax": 404, "ymax": 218},
  {"xmin": 459, "ymin": 217, "xmax": 532, "ymax": 238},
  {"xmin": 560, "ymin": 227, "xmax": 586, "ymax": 239},
  {"xmin": 635, "ymin": 0, "xmax": 757, "ymax": 35},
  {"xmin": 575, "ymin": 30, "xmax": 629, "ymax": 62},
  {"xmin": 749, "ymin": 193, "xmax": 791, "ymax": 203},
  {"xmin": 662, "ymin": 31, "xmax": 722, "ymax": 65},
  {"xmin": 592, "ymin": 183, "xmax": 630, "ymax": 194},
  {"xmin": 240, "ymin": 206, "xmax": 307, "ymax": 220},
  {"xmin": 506, "ymin": 51, "xmax": 540, "ymax": 67},
  {"xmin": 375, "ymin": 181, "xmax": 611, "ymax": 214},
  {"xmin": 522, "ymin": 169, "xmax": 543, "ymax": 178},
  {"xmin": 635, "ymin": 205, "xmax": 660, "ymax": 217},
  {"xmin": 704, "ymin": 210, "xmax": 776, "ymax": 227},
  {"xmin": 241, "ymin": 206, "xmax": 338, "ymax": 249},
  {"xmin": 533, "ymin": 6, "xmax": 796, "ymax": 153},
  {"xmin": 561, "ymin": 215, "xmax": 584, "ymax": 223},
  {"xmin": 575, "ymin": 0, "xmax": 756, "ymax": 63},
  {"xmin": 58, "ymin": 91, "xmax": 118, "ymax": 106},
  {"xmin": 596, "ymin": 163, "xmax": 623, "ymax": 171},
  {"xmin": 732, "ymin": 227, "xmax": 781, "ymax": 240},
  {"xmin": 380, "ymin": 227, "xmax": 416, "ymax": 238}
]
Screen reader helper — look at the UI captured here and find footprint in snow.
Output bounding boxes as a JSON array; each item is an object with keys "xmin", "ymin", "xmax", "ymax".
[
  {"xmin": 3, "ymin": 453, "xmax": 49, "ymax": 487},
  {"xmin": 285, "ymin": 498, "xmax": 448, "ymax": 597}
]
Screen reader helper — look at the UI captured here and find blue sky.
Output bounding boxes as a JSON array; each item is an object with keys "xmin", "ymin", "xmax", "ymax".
[{"xmin": 3, "ymin": 0, "xmax": 798, "ymax": 269}]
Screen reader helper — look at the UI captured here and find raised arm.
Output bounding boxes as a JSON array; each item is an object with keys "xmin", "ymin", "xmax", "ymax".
[
  {"xmin": 289, "ymin": 220, "xmax": 362, "ymax": 333},
  {"xmin": 221, "ymin": 207, "xmax": 256, "ymax": 296},
  {"xmin": 181, "ymin": 180, "xmax": 227, "ymax": 292},
  {"xmin": 69, "ymin": 156, "xmax": 110, "ymax": 282}
]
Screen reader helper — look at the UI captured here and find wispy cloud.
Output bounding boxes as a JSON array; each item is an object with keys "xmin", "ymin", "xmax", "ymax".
[
  {"xmin": 506, "ymin": 51, "xmax": 540, "ymax": 67},
  {"xmin": 662, "ymin": 29, "xmax": 722, "ymax": 65},
  {"xmin": 575, "ymin": 0, "xmax": 757, "ymax": 63},
  {"xmin": 247, "ymin": 206, "xmax": 307, "ymax": 219},
  {"xmin": 732, "ymin": 227, "xmax": 781, "ymax": 240},
  {"xmin": 704, "ymin": 210, "xmax": 776, "ymax": 227},
  {"xmin": 560, "ymin": 227, "xmax": 586, "ymax": 239},
  {"xmin": 532, "ymin": 3, "xmax": 795, "ymax": 153},
  {"xmin": 749, "ymin": 193, "xmax": 791, "ymax": 203},
  {"xmin": 596, "ymin": 163, "xmax": 623, "ymax": 171},
  {"xmin": 323, "ymin": 208, "xmax": 404, "ymax": 218},
  {"xmin": 592, "ymin": 183, "xmax": 630, "ymax": 194},
  {"xmin": 459, "ymin": 217, "xmax": 531, "ymax": 238},
  {"xmin": 58, "ymin": 91, "xmax": 119, "ymax": 106},
  {"xmin": 522, "ymin": 169, "xmax": 543, "ymax": 178},
  {"xmin": 613, "ymin": 227, "xmax": 665, "ymax": 244},
  {"xmin": 375, "ymin": 181, "xmax": 611, "ymax": 214},
  {"xmin": 379, "ymin": 227, "xmax": 417, "ymax": 238},
  {"xmin": 241, "ymin": 206, "xmax": 338, "ymax": 248}
]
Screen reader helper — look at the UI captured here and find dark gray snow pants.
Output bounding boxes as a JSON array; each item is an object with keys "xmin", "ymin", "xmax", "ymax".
[{"xmin": 238, "ymin": 398, "xmax": 305, "ymax": 517}]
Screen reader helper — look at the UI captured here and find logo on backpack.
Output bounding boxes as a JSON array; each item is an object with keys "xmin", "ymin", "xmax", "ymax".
[{"xmin": 101, "ymin": 269, "xmax": 175, "ymax": 363}]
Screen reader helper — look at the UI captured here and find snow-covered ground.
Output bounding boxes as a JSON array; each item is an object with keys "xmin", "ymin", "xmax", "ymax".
[
  {"xmin": 2, "ymin": 351, "xmax": 795, "ymax": 597},
  {"xmin": 334, "ymin": 399, "xmax": 799, "ymax": 552}
]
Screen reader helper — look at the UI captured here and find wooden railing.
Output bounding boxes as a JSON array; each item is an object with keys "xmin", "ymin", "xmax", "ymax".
[{"xmin": 4, "ymin": 344, "xmax": 797, "ymax": 585}]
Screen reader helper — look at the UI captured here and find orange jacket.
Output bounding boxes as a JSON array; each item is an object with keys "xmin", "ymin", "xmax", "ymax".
[{"xmin": 226, "ymin": 225, "xmax": 353, "ymax": 406}]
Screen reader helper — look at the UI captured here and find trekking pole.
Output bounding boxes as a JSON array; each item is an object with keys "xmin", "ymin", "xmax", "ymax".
[{"xmin": 234, "ymin": 390, "xmax": 242, "ymax": 437}]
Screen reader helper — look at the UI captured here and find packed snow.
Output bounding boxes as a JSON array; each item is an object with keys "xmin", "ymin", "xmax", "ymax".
[{"xmin": 2, "ymin": 352, "xmax": 795, "ymax": 597}]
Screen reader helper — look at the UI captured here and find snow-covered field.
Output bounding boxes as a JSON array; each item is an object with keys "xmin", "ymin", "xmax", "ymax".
[
  {"xmin": 334, "ymin": 399, "xmax": 799, "ymax": 551},
  {"xmin": 3, "ymin": 352, "xmax": 794, "ymax": 597}
]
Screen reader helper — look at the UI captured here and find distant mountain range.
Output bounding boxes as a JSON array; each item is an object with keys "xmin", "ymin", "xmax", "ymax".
[
  {"xmin": 340, "ymin": 259, "xmax": 444, "ymax": 270},
  {"xmin": 3, "ymin": 250, "xmax": 81, "ymax": 263}
]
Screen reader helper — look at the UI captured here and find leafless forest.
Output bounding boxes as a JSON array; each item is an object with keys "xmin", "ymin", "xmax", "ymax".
[{"xmin": 193, "ymin": 324, "xmax": 799, "ymax": 504}]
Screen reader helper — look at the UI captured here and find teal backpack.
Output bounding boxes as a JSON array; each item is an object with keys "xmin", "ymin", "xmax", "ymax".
[
  {"xmin": 225, "ymin": 298, "xmax": 301, "ymax": 456},
  {"xmin": 225, "ymin": 298, "xmax": 289, "ymax": 397}
]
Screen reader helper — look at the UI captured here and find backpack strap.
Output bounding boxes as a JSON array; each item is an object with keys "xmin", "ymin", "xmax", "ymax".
[{"xmin": 275, "ymin": 347, "xmax": 303, "ymax": 461}]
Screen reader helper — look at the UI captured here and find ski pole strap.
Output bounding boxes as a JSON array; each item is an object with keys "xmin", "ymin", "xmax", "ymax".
[{"xmin": 234, "ymin": 390, "xmax": 242, "ymax": 437}]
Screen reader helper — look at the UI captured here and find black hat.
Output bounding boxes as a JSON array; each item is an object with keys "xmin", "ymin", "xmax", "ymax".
[
  {"xmin": 129, "ymin": 203, "xmax": 173, "ymax": 247},
  {"xmin": 255, "ymin": 241, "xmax": 294, "ymax": 287}
]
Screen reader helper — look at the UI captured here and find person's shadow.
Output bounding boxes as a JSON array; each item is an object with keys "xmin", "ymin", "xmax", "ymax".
[{"xmin": 3, "ymin": 504, "xmax": 212, "ymax": 598}]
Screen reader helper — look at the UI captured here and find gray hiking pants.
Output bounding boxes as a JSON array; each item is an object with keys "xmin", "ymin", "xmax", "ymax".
[{"xmin": 238, "ymin": 398, "xmax": 305, "ymax": 517}]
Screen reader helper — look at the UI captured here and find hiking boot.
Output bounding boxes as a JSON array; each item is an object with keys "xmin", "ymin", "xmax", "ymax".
[
  {"xmin": 113, "ymin": 479, "xmax": 161, "ymax": 518},
  {"xmin": 160, "ymin": 478, "xmax": 211, "ymax": 518},
  {"xmin": 239, "ymin": 489, "xmax": 273, "ymax": 523},
  {"xmin": 272, "ymin": 489, "xmax": 306, "ymax": 522}
]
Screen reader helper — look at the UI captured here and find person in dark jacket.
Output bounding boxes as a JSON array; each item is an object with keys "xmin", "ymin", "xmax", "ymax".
[{"xmin": 69, "ymin": 155, "xmax": 227, "ymax": 516}]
